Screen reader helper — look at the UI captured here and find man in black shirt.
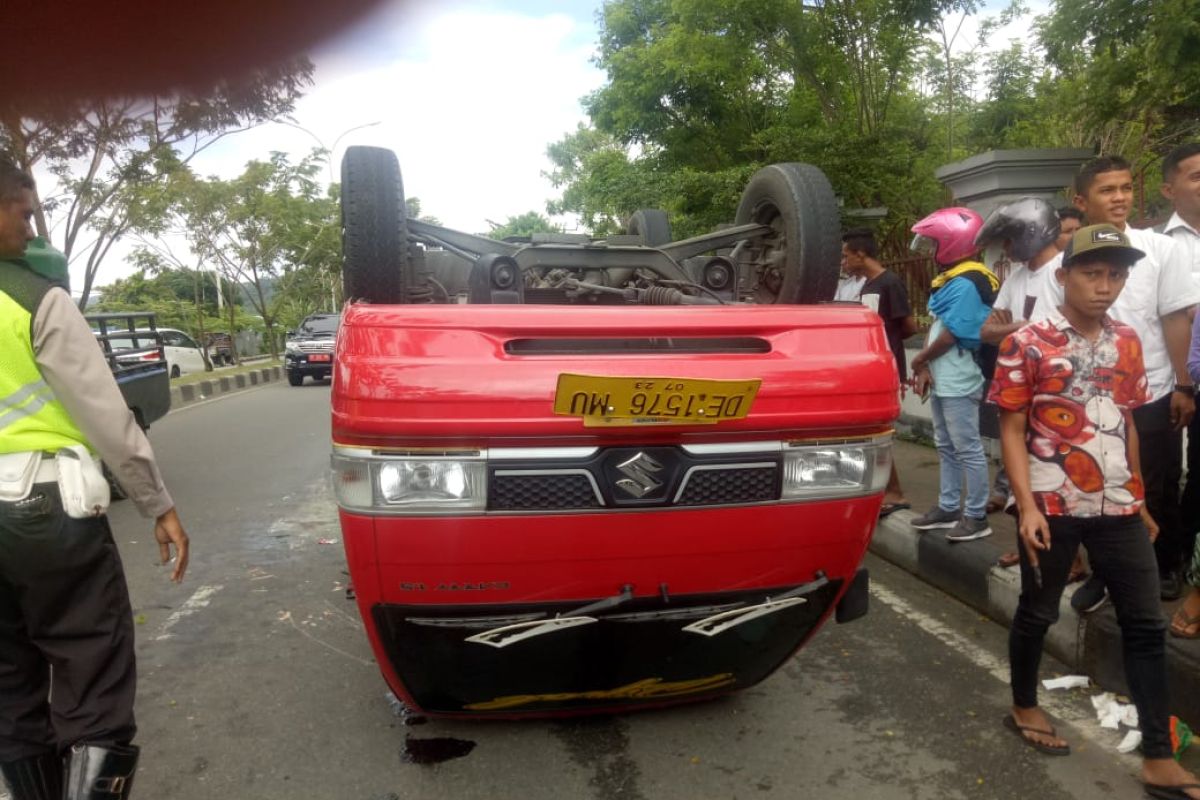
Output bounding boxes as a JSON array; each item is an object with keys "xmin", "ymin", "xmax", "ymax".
[{"xmin": 843, "ymin": 229, "xmax": 917, "ymax": 516}]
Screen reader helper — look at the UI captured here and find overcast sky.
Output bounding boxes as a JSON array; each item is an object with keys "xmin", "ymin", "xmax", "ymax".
[
  {"xmin": 190, "ymin": 0, "xmax": 607, "ymax": 232},
  {"xmin": 76, "ymin": 0, "xmax": 1040, "ymax": 293}
]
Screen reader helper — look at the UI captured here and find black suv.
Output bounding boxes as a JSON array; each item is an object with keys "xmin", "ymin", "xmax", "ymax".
[{"xmin": 285, "ymin": 313, "xmax": 340, "ymax": 386}]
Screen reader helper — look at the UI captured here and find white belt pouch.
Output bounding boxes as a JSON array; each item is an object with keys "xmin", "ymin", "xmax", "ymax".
[
  {"xmin": 0, "ymin": 451, "xmax": 40, "ymax": 502},
  {"xmin": 55, "ymin": 446, "xmax": 110, "ymax": 518}
]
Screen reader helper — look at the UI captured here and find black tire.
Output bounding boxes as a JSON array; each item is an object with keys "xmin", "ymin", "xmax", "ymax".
[
  {"xmin": 626, "ymin": 209, "xmax": 672, "ymax": 246},
  {"xmin": 734, "ymin": 163, "xmax": 841, "ymax": 304},
  {"xmin": 341, "ymin": 146, "xmax": 410, "ymax": 304},
  {"xmin": 170, "ymin": 364, "xmax": 180, "ymax": 379},
  {"xmin": 288, "ymin": 372, "xmax": 304, "ymax": 387}
]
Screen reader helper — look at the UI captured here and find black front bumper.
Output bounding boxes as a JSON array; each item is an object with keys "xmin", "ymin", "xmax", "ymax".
[
  {"xmin": 284, "ymin": 354, "xmax": 332, "ymax": 376},
  {"xmin": 371, "ymin": 576, "xmax": 857, "ymax": 716}
]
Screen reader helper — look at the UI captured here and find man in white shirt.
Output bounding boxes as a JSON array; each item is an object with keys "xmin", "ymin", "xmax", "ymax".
[
  {"xmin": 1070, "ymin": 156, "xmax": 1200, "ymax": 600},
  {"xmin": 1161, "ymin": 143, "xmax": 1200, "ymax": 606},
  {"xmin": 1161, "ymin": 143, "xmax": 1200, "ymax": 283},
  {"xmin": 980, "ymin": 197, "xmax": 1064, "ymax": 340}
]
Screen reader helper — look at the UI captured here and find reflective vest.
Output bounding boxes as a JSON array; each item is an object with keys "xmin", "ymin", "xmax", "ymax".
[{"xmin": 0, "ymin": 260, "xmax": 90, "ymax": 455}]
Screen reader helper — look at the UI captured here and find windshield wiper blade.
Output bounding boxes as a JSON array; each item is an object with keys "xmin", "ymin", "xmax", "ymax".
[{"xmin": 464, "ymin": 585, "xmax": 636, "ymax": 649}]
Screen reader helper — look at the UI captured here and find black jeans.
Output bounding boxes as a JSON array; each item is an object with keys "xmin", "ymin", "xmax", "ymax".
[
  {"xmin": 0, "ymin": 483, "xmax": 137, "ymax": 762},
  {"xmin": 1011, "ymin": 514, "xmax": 1170, "ymax": 759},
  {"xmin": 1134, "ymin": 394, "xmax": 1187, "ymax": 576},
  {"xmin": 1178, "ymin": 407, "xmax": 1200, "ymax": 560}
]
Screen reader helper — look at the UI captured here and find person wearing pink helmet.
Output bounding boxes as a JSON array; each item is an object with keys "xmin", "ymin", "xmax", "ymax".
[{"xmin": 909, "ymin": 207, "xmax": 1000, "ymax": 543}]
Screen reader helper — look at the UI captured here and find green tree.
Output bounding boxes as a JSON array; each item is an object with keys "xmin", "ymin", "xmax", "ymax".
[
  {"xmin": 405, "ymin": 196, "xmax": 442, "ymax": 226},
  {"xmin": 0, "ymin": 59, "xmax": 314, "ymax": 308},
  {"xmin": 1039, "ymin": 0, "xmax": 1200, "ymax": 142},
  {"xmin": 551, "ymin": 0, "xmax": 980, "ymax": 243},
  {"xmin": 486, "ymin": 212, "xmax": 562, "ymax": 240},
  {"xmin": 139, "ymin": 151, "xmax": 334, "ymax": 357},
  {"xmin": 545, "ymin": 124, "xmax": 666, "ymax": 236},
  {"xmin": 1034, "ymin": 0, "xmax": 1200, "ymax": 217}
]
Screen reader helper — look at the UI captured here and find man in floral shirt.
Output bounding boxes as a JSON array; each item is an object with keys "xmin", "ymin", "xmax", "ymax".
[{"xmin": 989, "ymin": 223, "xmax": 1200, "ymax": 798}]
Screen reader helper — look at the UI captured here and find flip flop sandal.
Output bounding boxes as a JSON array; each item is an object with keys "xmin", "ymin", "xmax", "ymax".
[
  {"xmin": 997, "ymin": 552, "xmax": 1020, "ymax": 568},
  {"xmin": 1002, "ymin": 714, "xmax": 1071, "ymax": 756},
  {"xmin": 1144, "ymin": 782, "xmax": 1200, "ymax": 799},
  {"xmin": 1169, "ymin": 609, "xmax": 1200, "ymax": 639},
  {"xmin": 879, "ymin": 502, "xmax": 911, "ymax": 518}
]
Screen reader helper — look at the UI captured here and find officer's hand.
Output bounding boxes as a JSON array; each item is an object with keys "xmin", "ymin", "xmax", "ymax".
[{"xmin": 154, "ymin": 508, "xmax": 190, "ymax": 582}]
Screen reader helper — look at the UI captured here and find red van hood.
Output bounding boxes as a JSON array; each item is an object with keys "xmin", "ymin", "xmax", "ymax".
[{"xmin": 332, "ymin": 304, "xmax": 899, "ymax": 446}]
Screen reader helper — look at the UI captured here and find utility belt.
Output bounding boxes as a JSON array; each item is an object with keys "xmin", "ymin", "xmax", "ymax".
[{"xmin": 0, "ymin": 447, "xmax": 110, "ymax": 518}]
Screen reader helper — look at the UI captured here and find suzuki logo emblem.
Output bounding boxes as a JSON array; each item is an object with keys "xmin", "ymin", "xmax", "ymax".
[{"xmin": 615, "ymin": 452, "xmax": 665, "ymax": 498}]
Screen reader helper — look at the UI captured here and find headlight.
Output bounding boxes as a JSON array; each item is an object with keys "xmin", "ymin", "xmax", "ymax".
[
  {"xmin": 331, "ymin": 451, "xmax": 486, "ymax": 514},
  {"xmin": 781, "ymin": 438, "xmax": 891, "ymax": 500},
  {"xmin": 285, "ymin": 343, "xmax": 301, "ymax": 356}
]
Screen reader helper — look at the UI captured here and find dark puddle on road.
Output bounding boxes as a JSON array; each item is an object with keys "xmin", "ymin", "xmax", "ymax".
[
  {"xmin": 401, "ymin": 735, "xmax": 476, "ymax": 765},
  {"xmin": 387, "ymin": 692, "xmax": 476, "ymax": 764}
]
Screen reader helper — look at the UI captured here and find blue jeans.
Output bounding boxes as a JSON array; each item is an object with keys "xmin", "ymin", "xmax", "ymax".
[{"xmin": 930, "ymin": 392, "xmax": 988, "ymax": 519}]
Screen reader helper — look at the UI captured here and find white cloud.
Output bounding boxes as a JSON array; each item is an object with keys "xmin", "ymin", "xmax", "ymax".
[
  {"xmin": 189, "ymin": 6, "xmax": 605, "ymax": 234},
  {"xmin": 74, "ymin": 3, "xmax": 605, "ymax": 294}
]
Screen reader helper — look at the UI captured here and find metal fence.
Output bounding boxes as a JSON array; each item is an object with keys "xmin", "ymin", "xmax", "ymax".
[{"xmin": 883, "ymin": 255, "xmax": 937, "ymax": 315}]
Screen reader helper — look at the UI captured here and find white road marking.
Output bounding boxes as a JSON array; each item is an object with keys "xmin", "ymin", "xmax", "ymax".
[
  {"xmin": 154, "ymin": 584, "xmax": 223, "ymax": 641},
  {"xmin": 869, "ymin": 581, "xmax": 1139, "ymax": 765}
]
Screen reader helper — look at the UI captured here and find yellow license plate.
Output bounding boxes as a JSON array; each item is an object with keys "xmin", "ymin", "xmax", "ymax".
[{"xmin": 553, "ymin": 374, "xmax": 761, "ymax": 427}]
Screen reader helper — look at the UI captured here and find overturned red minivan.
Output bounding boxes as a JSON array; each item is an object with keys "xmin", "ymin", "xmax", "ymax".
[{"xmin": 331, "ymin": 147, "xmax": 900, "ymax": 717}]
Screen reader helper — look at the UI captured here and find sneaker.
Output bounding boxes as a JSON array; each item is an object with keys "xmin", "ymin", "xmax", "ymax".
[
  {"xmin": 911, "ymin": 506, "xmax": 960, "ymax": 530},
  {"xmin": 946, "ymin": 515, "xmax": 992, "ymax": 542},
  {"xmin": 1071, "ymin": 575, "xmax": 1109, "ymax": 613}
]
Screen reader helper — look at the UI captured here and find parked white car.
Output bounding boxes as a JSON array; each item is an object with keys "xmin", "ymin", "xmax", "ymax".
[{"xmin": 109, "ymin": 328, "xmax": 209, "ymax": 379}]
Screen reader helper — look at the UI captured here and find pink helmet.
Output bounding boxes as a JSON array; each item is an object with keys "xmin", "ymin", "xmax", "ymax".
[{"xmin": 911, "ymin": 207, "xmax": 984, "ymax": 266}]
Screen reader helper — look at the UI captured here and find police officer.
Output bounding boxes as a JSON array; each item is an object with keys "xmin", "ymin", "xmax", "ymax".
[{"xmin": 0, "ymin": 161, "xmax": 190, "ymax": 799}]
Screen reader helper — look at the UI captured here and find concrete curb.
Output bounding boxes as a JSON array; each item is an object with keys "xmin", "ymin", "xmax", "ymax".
[
  {"xmin": 169, "ymin": 366, "xmax": 282, "ymax": 410},
  {"xmin": 871, "ymin": 510, "xmax": 1200, "ymax": 727}
]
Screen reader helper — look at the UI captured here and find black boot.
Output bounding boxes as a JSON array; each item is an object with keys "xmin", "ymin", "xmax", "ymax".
[
  {"xmin": 0, "ymin": 751, "xmax": 63, "ymax": 800},
  {"xmin": 64, "ymin": 744, "xmax": 139, "ymax": 799}
]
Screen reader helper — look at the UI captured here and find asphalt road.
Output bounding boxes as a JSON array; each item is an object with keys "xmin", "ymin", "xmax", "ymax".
[{"xmin": 86, "ymin": 381, "xmax": 1187, "ymax": 799}]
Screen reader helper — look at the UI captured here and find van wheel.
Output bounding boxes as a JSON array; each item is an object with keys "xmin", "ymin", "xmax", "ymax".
[
  {"xmin": 341, "ymin": 146, "xmax": 410, "ymax": 304},
  {"xmin": 288, "ymin": 372, "xmax": 304, "ymax": 387},
  {"xmin": 626, "ymin": 209, "xmax": 672, "ymax": 246},
  {"xmin": 734, "ymin": 163, "xmax": 841, "ymax": 304}
]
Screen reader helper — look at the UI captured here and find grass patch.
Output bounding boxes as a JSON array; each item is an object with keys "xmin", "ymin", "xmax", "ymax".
[{"xmin": 896, "ymin": 429, "xmax": 936, "ymax": 448}]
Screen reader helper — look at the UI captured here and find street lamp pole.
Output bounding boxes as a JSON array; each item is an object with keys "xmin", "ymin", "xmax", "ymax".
[
  {"xmin": 276, "ymin": 120, "xmax": 382, "ymax": 183},
  {"xmin": 275, "ymin": 120, "xmax": 381, "ymax": 311}
]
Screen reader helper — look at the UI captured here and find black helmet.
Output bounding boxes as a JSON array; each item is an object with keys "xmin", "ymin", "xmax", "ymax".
[{"xmin": 975, "ymin": 197, "xmax": 1060, "ymax": 263}]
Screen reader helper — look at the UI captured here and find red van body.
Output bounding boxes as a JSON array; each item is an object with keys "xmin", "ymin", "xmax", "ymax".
[{"xmin": 331, "ymin": 303, "xmax": 899, "ymax": 717}]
